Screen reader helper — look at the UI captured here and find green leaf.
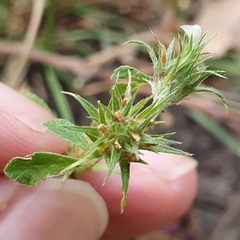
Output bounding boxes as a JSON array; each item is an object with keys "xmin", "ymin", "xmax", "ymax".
[
  {"xmin": 129, "ymin": 95, "xmax": 153, "ymax": 117},
  {"xmin": 136, "ymin": 96, "xmax": 171, "ymax": 122},
  {"xmin": 122, "ymin": 91, "xmax": 138, "ymax": 117},
  {"xmin": 111, "ymin": 65, "xmax": 152, "ymax": 84},
  {"xmin": 115, "ymin": 82, "xmax": 145, "ymax": 96},
  {"xmin": 4, "ymin": 153, "xmax": 78, "ymax": 185},
  {"xmin": 23, "ymin": 92, "xmax": 52, "ymax": 113},
  {"xmin": 142, "ymin": 144, "xmax": 191, "ymax": 156},
  {"xmin": 62, "ymin": 91, "xmax": 99, "ymax": 122},
  {"xmin": 63, "ymin": 126, "xmax": 101, "ymax": 141},
  {"xmin": 126, "ymin": 40, "xmax": 158, "ymax": 65},
  {"xmin": 158, "ymin": 132, "xmax": 176, "ymax": 138},
  {"xmin": 108, "ymin": 84, "xmax": 122, "ymax": 112},
  {"xmin": 43, "ymin": 119, "xmax": 88, "ymax": 150},
  {"xmin": 140, "ymin": 134, "xmax": 181, "ymax": 146},
  {"xmin": 98, "ymin": 101, "xmax": 108, "ymax": 125},
  {"xmin": 195, "ymin": 86, "xmax": 227, "ymax": 109},
  {"xmin": 103, "ymin": 147, "xmax": 121, "ymax": 184},
  {"xmin": 120, "ymin": 161, "xmax": 130, "ymax": 212},
  {"xmin": 166, "ymin": 38, "xmax": 175, "ymax": 64}
]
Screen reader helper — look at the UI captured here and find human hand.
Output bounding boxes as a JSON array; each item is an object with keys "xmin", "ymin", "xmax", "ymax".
[{"xmin": 0, "ymin": 82, "xmax": 197, "ymax": 240}]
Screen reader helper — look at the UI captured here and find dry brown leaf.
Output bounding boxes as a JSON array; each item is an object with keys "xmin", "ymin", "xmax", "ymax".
[{"xmin": 195, "ymin": 0, "xmax": 240, "ymax": 57}]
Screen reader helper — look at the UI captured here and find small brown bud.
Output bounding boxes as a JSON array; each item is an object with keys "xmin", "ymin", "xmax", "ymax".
[
  {"xmin": 161, "ymin": 45, "xmax": 167, "ymax": 68},
  {"xmin": 98, "ymin": 124, "xmax": 108, "ymax": 135},
  {"xmin": 102, "ymin": 145, "xmax": 110, "ymax": 152},
  {"xmin": 130, "ymin": 131, "xmax": 140, "ymax": 142},
  {"xmin": 126, "ymin": 152, "xmax": 137, "ymax": 162},
  {"xmin": 114, "ymin": 139, "xmax": 122, "ymax": 149},
  {"xmin": 121, "ymin": 97, "xmax": 128, "ymax": 108},
  {"xmin": 147, "ymin": 119, "xmax": 155, "ymax": 127},
  {"xmin": 150, "ymin": 119, "xmax": 154, "ymax": 124},
  {"xmin": 114, "ymin": 110, "xmax": 125, "ymax": 123}
]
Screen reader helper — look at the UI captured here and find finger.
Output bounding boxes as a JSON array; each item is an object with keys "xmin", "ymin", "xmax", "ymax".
[
  {"xmin": 0, "ymin": 177, "xmax": 108, "ymax": 240},
  {"xmin": 81, "ymin": 152, "xmax": 198, "ymax": 240},
  {"xmin": 0, "ymin": 83, "xmax": 68, "ymax": 170}
]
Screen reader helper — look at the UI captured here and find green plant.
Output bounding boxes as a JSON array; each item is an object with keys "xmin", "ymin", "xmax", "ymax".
[{"xmin": 4, "ymin": 25, "xmax": 226, "ymax": 212}]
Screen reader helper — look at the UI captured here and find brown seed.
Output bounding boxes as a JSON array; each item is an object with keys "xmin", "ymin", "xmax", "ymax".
[
  {"xmin": 98, "ymin": 124, "xmax": 108, "ymax": 135},
  {"xmin": 114, "ymin": 139, "xmax": 122, "ymax": 149},
  {"xmin": 114, "ymin": 110, "xmax": 125, "ymax": 123},
  {"xmin": 130, "ymin": 131, "xmax": 140, "ymax": 142},
  {"xmin": 102, "ymin": 145, "xmax": 110, "ymax": 152},
  {"xmin": 161, "ymin": 45, "xmax": 167, "ymax": 68},
  {"xmin": 126, "ymin": 153, "xmax": 137, "ymax": 162},
  {"xmin": 122, "ymin": 97, "xmax": 128, "ymax": 108}
]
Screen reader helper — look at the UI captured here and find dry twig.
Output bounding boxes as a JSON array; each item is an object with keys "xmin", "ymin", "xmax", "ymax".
[{"xmin": 2, "ymin": 0, "xmax": 46, "ymax": 89}]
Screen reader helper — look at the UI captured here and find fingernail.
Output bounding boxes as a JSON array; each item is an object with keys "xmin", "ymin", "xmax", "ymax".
[
  {"xmin": 1, "ymin": 109, "xmax": 49, "ymax": 133},
  {"xmin": 38, "ymin": 178, "xmax": 108, "ymax": 235},
  {"xmin": 0, "ymin": 178, "xmax": 108, "ymax": 240},
  {"xmin": 139, "ymin": 151, "xmax": 198, "ymax": 180}
]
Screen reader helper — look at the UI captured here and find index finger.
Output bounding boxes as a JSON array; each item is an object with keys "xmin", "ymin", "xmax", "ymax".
[{"xmin": 0, "ymin": 83, "xmax": 68, "ymax": 170}]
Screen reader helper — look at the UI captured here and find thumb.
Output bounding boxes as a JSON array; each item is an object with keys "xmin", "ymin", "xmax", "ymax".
[{"xmin": 0, "ymin": 178, "xmax": 108, "ymax": 240}]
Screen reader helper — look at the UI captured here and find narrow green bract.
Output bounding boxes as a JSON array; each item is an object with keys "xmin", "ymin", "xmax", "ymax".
[{"xmin": 3, "ymin": 25, "xmax": 226, "ymax": 212}]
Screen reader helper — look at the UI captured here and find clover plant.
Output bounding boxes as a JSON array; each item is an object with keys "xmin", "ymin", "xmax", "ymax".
[{"xmin": 4, "ymin": 25, "xmax": 226, "ymax": 212}]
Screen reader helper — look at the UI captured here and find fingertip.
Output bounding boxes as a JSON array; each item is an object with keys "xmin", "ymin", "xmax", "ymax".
[
  {"xmin": 0, "ymin": 110, "xmax": 69, "ymax": 170},
  {"xmin": 0, "ymin": 178, "xmax": 108, "ymax": 240},
  {"xmin": 0, "ymin": 83, "xmax": 69, "ymax": 169}
]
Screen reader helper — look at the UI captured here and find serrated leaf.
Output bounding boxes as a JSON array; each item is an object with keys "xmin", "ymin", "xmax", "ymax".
[
  {"xmin": 63, "ymin": 126, "xmax": 101, "ymax": 141},
  {"xmin": 43, "ymin": 119, "xmax": 88, "ymax": 150},
  {"xmin": 111, "ymin": 65, "xmax": 152, "ymax": 84},
  {"xmin": 23, "ymin": 92, "xmax": 52, "ymax": 113},
  {"xmin": 62, "ymin": 91, "xmax": 99, "ymax": 122},
  {"xmin": 103, "ymin": 147, "xmax": 121, "ymax": 185},
  {"xmin": 4, "ymin": 153, "xmax": 78, "ymax": 185},
  {"xmin": 120, "ymin": 161, "xmax": 130, "ymax": 212}
]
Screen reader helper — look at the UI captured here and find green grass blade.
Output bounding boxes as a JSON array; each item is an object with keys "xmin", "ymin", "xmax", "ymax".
[
  {"xmin": 187, "ymin": 110, "xmax": 240, "ymax": 157},
  {"xmin": 45, "ymin": 67, "xmax": 74, "ymax": 122}
]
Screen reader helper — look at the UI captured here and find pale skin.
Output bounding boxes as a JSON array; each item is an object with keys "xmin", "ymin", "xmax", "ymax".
[{"xmin": 0, "ymin": 82, "xmax": 198, "ymax": 240}]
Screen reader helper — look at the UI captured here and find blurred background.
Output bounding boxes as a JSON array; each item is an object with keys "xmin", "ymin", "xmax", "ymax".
[{"xmin": 0, "ymin": 0, "xmax": 240, "ymax": 239}]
